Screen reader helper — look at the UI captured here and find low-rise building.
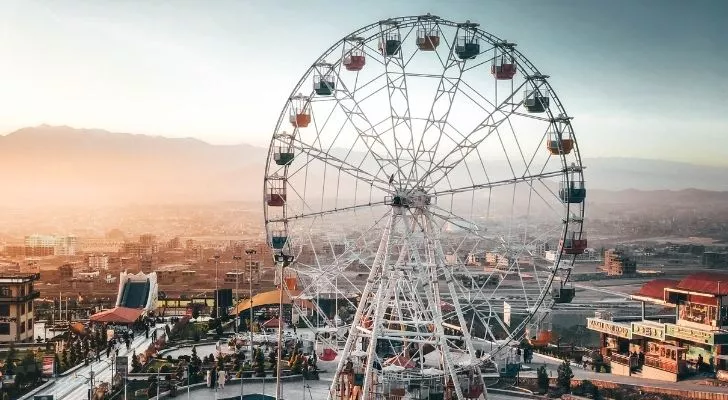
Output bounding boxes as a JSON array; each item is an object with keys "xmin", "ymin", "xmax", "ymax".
[
  {"xmin": 88, "ymin": 254, "xmax": 109, "ymax": 270},
  {"xmin": 603, "ymin": 249, "xmax": 637, "ymax": 275},
  {"xmin": 587, "ymin": 273, "xmax": 728, "ymax": 382},
  {"xmin": 0, "ymin": 273, "xmax": 40, "ymax": 343}
]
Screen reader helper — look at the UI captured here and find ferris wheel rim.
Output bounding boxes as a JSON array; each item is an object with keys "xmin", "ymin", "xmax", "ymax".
[{"xmin": 262, "ymin": 14, "xmax": 586, "ymax": 366}]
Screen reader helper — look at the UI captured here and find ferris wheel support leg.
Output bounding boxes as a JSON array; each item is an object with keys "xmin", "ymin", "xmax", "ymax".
[
  {"xmin": 327, "ymin": 211, "xmax": 395, "ymax": 400},
  {"xmin": 399, "ymin": 211, "xmax": 466, "ymax": 400},
  {"xmin": 425, "ymin": 210, "xmax": 489, "ymax": 398}
]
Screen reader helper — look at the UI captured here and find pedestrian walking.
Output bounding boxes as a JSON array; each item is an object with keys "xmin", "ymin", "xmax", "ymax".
[{"xmin": 218, "ymin": 369, "xmax": 226, "ymax": 390}]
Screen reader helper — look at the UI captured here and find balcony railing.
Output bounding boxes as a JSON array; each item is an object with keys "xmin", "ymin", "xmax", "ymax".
[
  {"xmin": 0, "ymin": 291, "xmax": 40, "ymax": 303},
  {"xmin": 644, "ymin": 354, "xmax": 678, "ymax": 374}
]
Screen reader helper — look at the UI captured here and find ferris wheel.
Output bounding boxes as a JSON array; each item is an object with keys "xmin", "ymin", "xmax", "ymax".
[{"xmin": 264, "ymin": 14, "xmax": 586, "ymax": 399}]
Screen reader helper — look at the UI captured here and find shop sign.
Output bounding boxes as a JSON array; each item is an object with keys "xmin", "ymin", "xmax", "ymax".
[
  {"xmin": 587, "ymin": 318, "xmax": 631, "ymax": 339},
  {"xmin": 631, "ymin": 322, "xmax": 665, "ymax": 341},
  {"xmin": 42, "ymin": 355, "xmax": 54, "ymax": 377},
  {"xmin": 665, "ymin": 324, "xmax": 714, "ymax": 345}
]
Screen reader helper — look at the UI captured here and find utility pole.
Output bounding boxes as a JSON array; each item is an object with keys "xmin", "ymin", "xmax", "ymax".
[
  {"xmin": 245, "ymin": 249, "xmax": 256, "ymax": 353},
  {"xmin": 274, "ymin": 253, "xmax": 295, "ymax": 400},
  {"xmin": 233, "ymin": 254, "xmax": 242, "ymax": 334},
  {"xmin": 214, "ymin": 255, "xmax": 220, "ymax": 320}
]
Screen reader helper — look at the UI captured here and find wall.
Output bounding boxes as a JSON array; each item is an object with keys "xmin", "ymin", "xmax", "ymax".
[
  {"xmin": 641, "ymin": 364, "xmax": 679, "ymax": 382},
  {"xmin": 609, "ymin": 361, "xmax": 630, "ymax": 377}
]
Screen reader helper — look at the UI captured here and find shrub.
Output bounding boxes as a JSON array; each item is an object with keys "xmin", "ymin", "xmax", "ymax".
[
  {"xmin": 536, "ymin": 365, "xmax": 549, "ymax": 393},
  {"xmin": 557, "ymin": 360, "xmax": 574, "ymax": 394}
]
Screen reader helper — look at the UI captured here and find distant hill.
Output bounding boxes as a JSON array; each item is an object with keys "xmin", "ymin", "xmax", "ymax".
[{"xmin": 0, "ymin": 125, "xmax": 726, "ymax": 207}]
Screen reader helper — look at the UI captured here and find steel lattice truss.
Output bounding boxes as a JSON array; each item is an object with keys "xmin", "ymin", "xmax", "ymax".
[{"xmin": 263, "ymin": 14, "xmax": 586, "ymax": 400}]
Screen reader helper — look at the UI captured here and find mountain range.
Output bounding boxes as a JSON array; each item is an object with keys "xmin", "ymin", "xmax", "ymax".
[{"xmin": 0, "ymin": 125, "xmax": 726, "ymax": 207}]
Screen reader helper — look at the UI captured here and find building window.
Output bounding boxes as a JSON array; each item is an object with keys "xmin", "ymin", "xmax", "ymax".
[
  {"xmin": 27, "ymin": 319, "xmax": 33, "ymax": 331},
  {"xmin": 19, "ymin": 321, "xmax": 25, "ymax": 333},
  {"xmin": 20, "ymin": 286, "xmax": 25, "ymax": 296},
  {"xmin": 0, "ymin": 323, "xmax": 9, "ymax": 335},
  {"xmin": 0, "ymin": 286, "xmax": 9, "ymax": 296},
  {"xmin": 0, "ymin": 304, "xmax": 8, "ymax": 317},
  {"xmin": 21, "ymin": 303, "xmax": 25, "ymax": 315},
  {"xmin": 28, "ymin": 301, "xmax": 33, "ymax": 312}
]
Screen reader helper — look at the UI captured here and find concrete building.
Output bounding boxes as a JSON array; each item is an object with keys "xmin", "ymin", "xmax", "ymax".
[
  {"xmin": 587, "ymin": 273, "xmax": 728, "ymax": 382},
  {"xmin": 23, "ymin": 234, "xmax": 76, "ymax": 256},
  {"xmin": 0, "ymin": 273, "xmax": 40, "ymax": 343},
  {"xmin": 88, "ymin": 254, "xmax": 109, "ymax": 270},
  {"xmin": 603, "ymin": 249, "xmax": 637, "ymax": 275}
]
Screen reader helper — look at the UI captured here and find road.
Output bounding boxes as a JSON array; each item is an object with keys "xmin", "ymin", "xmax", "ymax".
[{"xmin": 29, "ymin": 325, "xmax": 165, "ymax": 400}]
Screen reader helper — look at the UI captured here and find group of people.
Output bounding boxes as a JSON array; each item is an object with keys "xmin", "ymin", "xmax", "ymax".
[{"xmin": 205, "ymin": 367, "xmax": 227, "ymax": 390}]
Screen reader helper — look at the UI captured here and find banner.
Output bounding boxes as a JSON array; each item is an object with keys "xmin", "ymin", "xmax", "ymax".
[{"xmin": 42, "ymin": 355, "xmax": 54, "ymax": 377}]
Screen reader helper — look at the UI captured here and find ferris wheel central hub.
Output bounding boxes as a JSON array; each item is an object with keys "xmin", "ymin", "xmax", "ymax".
[{"xmin": 385, "ymin": 188, "xmax": 433, "ymax": 209}]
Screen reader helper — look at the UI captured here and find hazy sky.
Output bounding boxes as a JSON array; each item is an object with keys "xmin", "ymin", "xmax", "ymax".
[{"xmin": 1, "ymin": 0, "xmax": 727, "ymax": 165}]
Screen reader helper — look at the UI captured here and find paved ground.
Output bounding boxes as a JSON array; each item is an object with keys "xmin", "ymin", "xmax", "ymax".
[
  {"xmin": 31, "ymin": 324, "xmax": 166, "ymax": 399},
  {"xmin": 185, "ymin": 379, "xmax": 525, "ymax": 399}
]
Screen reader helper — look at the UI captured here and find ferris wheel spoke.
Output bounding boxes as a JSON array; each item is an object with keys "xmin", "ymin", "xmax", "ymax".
[
  {"xmin": 419, "ymin": 87, "xmax": 529, "ymax": 190},
  {"xmin": 268, "ymin": 200, "xmax": 387, "ymax": 223},
  {"xmin": 287, "ymin": 137, "xmax": 391, "ymax": 191},
  {"xmin": 431, "ymin": 169, "xmax": 564, "ymax": 197}
]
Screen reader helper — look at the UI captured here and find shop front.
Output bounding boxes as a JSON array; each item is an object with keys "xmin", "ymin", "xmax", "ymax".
[
  {"xmin": 586, "ymin": 317, "xmax": 633, "ymax": 376},
  {"xmin": 664, "ymin": 323, "xmax": 728, "ymax": 374}
]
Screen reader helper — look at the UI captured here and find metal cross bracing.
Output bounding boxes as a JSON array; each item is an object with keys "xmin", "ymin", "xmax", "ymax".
[{"xmin": 262, "ymin": 14, "xmax": 586, "ymax": 400}]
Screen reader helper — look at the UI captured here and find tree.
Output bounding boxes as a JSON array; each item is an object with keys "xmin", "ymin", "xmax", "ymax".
[
  {"xmin": 54, "ymin": 353, "xmax": 62, "ymax": 374},
  {"xmin": 580, "ymin": 380, "xmax": 601, "ymax": 400},
  {"xmin": 254, "ymin": 348, "xmax": 266, "ymax": 377},
  {"xmin": 131, "ymin": 352, "xmax": 142, "ymax": 373},
  {"xmin": 536, "ymin": 365, "xmax": 549, "ymax": 394},
  {"xmin": 557, "ymin": 360, "xmax": 574, "ymax": 394},
  {"xmin": 4, "ymin": 343, "xmax": 17, "ymax": 374},
  {"xmin": 61, "ymin": 348, "xmax": 69, "ymax": 370}
]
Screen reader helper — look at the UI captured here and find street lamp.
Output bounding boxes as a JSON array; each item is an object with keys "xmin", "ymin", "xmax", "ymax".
[
  {"xmin": 213, "ymin": 255, "xmax": 220, "ymax": 320},
  {"xmin": 274, "ymin": 253, "xmax": 295, "ymax": 400},
  {"xmin": 244, "ymin": 249, "xmax": 257, "ymax": 354},
  {"xmin": 75, "ymin": 361, "xmax": 95, "ymax": 400},
  {"xmin": 232, "ymin": 255, "xmax": 243, "ymax": 334}
]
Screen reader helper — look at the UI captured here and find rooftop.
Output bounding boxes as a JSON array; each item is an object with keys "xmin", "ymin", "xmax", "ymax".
[
  {"xmin": 634, "ymin": 272, "xmax": 728, "ymax": 299},
  {"xmin": 634, "ymin": 279, "xmax": 680, "ymax": 300},
  {"xmin": 675, "ymin": 272, "xmax": 728, "ymax": 296},
  {"xmin": 0, "ymin": 273, "xmax": 40, "ymax": 283}
]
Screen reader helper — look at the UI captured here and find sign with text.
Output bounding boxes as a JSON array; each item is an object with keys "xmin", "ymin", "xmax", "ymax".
[
  {"xmin": 665, "ymin": 323, "xmax": 715, "ymax": 345},
  {"xmin": 586, "ymin": 318, "xmax": 631, "ymax": 339},
  {"xmin": 631, "ymin": 322, "xmax": 665, "ymax": 341},
  {"xmin": 42, "ymin": 355, "xmax": 54, "ymax": 377},
  {"xmin": 115, "ymin": 355, "xmax": 128, "ymax": 376}
]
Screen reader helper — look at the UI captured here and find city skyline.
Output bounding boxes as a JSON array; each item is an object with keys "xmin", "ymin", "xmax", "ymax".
[{"xmin": 1, "ymin": 0, "xmax": 727, "ymax": 166}]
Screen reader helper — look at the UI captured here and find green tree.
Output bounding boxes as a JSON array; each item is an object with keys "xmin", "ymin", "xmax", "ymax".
[
  {"xmin": 54, "ymin": 353, "xmax": 62, "ymax": 374},
  {"xmin": 536, "ymin": 365, "xmax": 549, "ymax": 394},
  {"xmin": 557, "ymin": 360, "xmax": 574, "ymax": 394},
  {"xmin": 254, "ymin": 348, "xmax": 266, "ymax": 377},
  {"xmin": 4, "ymin": 343, "xmax": 17, "ymax": 374},
  {"xmin": 61, "ymin": 348, "xmax": 69, "ymax": 370},
  {"xmin": 131, "ymin": 352, "xmax": 142, "ymax": 373}
]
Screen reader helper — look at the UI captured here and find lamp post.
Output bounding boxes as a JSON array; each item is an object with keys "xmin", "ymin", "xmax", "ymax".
[
  {"xmin": 245, "ymin": 249, "xmax": 256, "ymax": 354},
  {"xmin": 274, "ymin": 253, "xmax": 295, "ymax": 400},
  {"xmin": 214, "ymin": 255, "xmax": 220, "ymax": 320},
  {"xmin": 233, "ymin": 255, "xmax": 243, "ymax": 334},
  {"xmin": 76, "ymin": 360, "xmax": 95, "ymax": 400}
]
